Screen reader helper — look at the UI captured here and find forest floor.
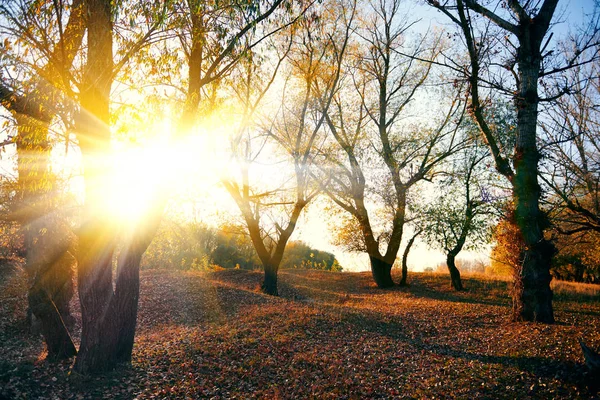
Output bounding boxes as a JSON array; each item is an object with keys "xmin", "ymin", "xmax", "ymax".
[{"xmin": 1, "ymin": 263, "xmax": 600, "ymax": 399}]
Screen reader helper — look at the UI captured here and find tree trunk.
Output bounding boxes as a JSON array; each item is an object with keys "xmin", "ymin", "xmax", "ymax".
[
  {"xmin": 399, "ymin": 231, "xmax": 419, "ymax": 286},
  {"xmin": 369, "ymin": 256, "xmax": 394, "ymax": 288},
  {"xmin": 512, "ymin": 49, "xmax": 555, "ymax": 323},
  {"xmin": 74, "ymin": 219, "xmax": 117, "ymax": 374},
  {"xmin": 446, "ymin": 253, "xmax": 464, "ymax": 291},
  {"xmin": 262, "ymin": 264, "xmax": 279, "ymax": 296},
  {"xmin": 73, "ymin": 0, "xmax": 118, "ymax": 374},
  {"xmin": 399, "ymin": 258, "xmax": 408, "ymax": 287},
  {"xmin": 114, "ymin": 244, "xmax": 143, "ymax": 363},
  {"xmin": 28, "ymin": 278, "xmax": 76, "ymax": 359}
]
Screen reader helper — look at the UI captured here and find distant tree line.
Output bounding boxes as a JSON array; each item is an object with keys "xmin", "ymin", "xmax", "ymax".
[{"xmin": 141, "ymin": 221, "xmax": 342, "ymax": 272}]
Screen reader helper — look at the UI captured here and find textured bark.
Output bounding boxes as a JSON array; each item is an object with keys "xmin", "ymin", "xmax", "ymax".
[
  {"xmin": 511, "ymin": 37, "xmax": 555, "ymax": 323},
  {"xmin": 446, "ymin": 253, "xmax": 464, "ymax": 291},
  {"xmin": 74, "ymin": 219, "xmax": 116, "ymax": 374},
  {"xmin": 440, "ymin": 0, "xmax": 559, "ymax": 323},
  {"xmin": 369, "ymin": 256, "xmax": 394, "ymax": 288},
  {"xmin": 114, "ymin": 245, "xmax": 143, "ymax": 363}
]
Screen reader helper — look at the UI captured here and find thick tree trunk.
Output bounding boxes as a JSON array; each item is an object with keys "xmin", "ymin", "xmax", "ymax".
[
  {"xmin": 512, "ymin": 51, "xmax": 555, "ymax": 323},
  {"xmin": 27, "ymin": 245, "xmax": 77, "ymax": 357},
  {"xmin": 446, "ymin": 253, "xmax": 464, "ymax": 291},
  {"xmin": 369, "ymin": 256, "xmax": 394, "ymax": 288},
  {"xmin": 262, "ymin": 264, "xmax": 279, "ymax": 296}
]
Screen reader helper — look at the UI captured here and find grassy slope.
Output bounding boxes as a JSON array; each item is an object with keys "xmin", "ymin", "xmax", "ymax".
[{"xmin": 1, "ymin": 265, "xmax": 599, "ymax": 399}]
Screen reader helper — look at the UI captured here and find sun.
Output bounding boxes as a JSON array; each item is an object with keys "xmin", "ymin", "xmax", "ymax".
[{"xmin": 96, "ymin": 131, "xmax": 228, "ymax": 224}]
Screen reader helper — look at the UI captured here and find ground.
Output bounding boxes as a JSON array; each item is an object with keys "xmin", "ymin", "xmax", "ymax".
[{"xmin": 1, "ymin": 263, "xmax": 599, "ymax": 399}]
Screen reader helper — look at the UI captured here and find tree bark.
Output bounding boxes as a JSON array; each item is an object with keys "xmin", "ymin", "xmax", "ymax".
[
  {"xmin": 369, "ymin": 256, "xmax": 394, "ymax": 288},
  {"xmin": 446, "ymin": 253, "xmax": 464, "ymax": 291},
  {"xmin": 511, "ymin": 39, "xmax": 555, "ymax": 323},
  {"xmin": 74, "ymin": 220, "xmax": 117, "ymax": 374}
]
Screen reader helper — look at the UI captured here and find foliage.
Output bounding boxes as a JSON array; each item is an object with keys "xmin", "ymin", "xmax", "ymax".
[
  {"xmin": 142, "ymin": 220, "xmax": 342, "ymax": 272},
  {"xmin": 0, "ymin": 179, "xmax": 23, "ymax": 258},
  {"xmin": 550, "ymin": 230, "xmax": 600, "ymax": 284},
  {"xmin": 489, "ymin": 206, "xmax": 523, "ymax": 277},
  {"xmin": 421, "ymin": 191, "xmax": 493, "ymax": 253},
  {"xmin": 280, "ymin": 241, "xmax": 342, "ymax": 271}
]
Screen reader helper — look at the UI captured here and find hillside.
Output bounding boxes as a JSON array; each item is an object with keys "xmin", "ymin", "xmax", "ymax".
[{"xmin": 1, "ymin": 266, "xmax": 600, "ymax": 399}]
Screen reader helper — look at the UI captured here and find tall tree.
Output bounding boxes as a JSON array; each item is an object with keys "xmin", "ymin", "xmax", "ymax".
[
  {"xmin": 428, "ymin": 0, "xmax": 600, "ymax": 322},
  {"xmin": 74, "ymin": 0, "xmax": 169, "ymax": 373},
  {"xmin": 319, "ymin": 0, "xmax": 464, "ymax": 287},
  {"xmin": 224, "ymin": 3, "xmax": 354, "ymax": 295},
  {"xmin": 421, "ymin": 138, "xmax": 495, "ymax": 290}
]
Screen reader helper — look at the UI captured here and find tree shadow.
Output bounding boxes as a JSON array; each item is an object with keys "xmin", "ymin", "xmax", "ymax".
[
  {"xmin": 334, "ymin": 309, "xmax": 593, "ymax": 397},
  {"xmin": 396, "ymin": 274, "xmax": 512, "ymax": 308}
]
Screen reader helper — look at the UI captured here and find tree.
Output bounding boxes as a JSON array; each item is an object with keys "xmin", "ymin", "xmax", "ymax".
[
  {"xmin": 224, "ymin": 3, "xmax": 354, "ymax": 295},
  {"xmin": 428, "ymin": 0, "xmax": 600, "ymax": 322},
  {"xmin": 73, "ymin": 0, "xmax": 174, "ymax": 373},
  {"xmin": 421, "ymin": 138, "xmax": 495, "ymax": 290},
  {"xmin": 0, "ymin": 0, "xmax": 86, "ymax": 359},
  {"xmin": 319, "ymin": 0, "xmax": 464, "ymax": 288},
  {"xmin": 70, "ymin": 0, "xmax": 296, "ymax": 374}
]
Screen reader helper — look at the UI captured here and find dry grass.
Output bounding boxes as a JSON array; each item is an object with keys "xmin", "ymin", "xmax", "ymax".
[{"xmin": 552, "ymin": 280, "xmax": 600, "ymax": 303}]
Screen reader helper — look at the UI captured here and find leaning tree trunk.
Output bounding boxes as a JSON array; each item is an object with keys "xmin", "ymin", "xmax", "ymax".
[
  {"xmin": 399, "ymin": 231, "xmax": 419, "ymax": 286},
  {"xmin": 262, "ymin": 264, "xmax": 279, "ymax": 296},
  {"xmin": 512, "ymin": 50, "xmax": 555, "ymax": 323},
  {"xmin": 28, "ymin": 281, "xmax": 77, "ymax": 359},
  {"xmin": 115, "ymin": 225, "xmax": 160, "ymax": 363},
  {"xmin": 15, "ymin": 115, "xmax": 76, "ymax": 359},
  {"xmin": 446, "ymin": 253, "xmax": 464, "ymax": 291},
  {"xmin": 114, "ymin": 252, "xmax": 142, "ymax": 363},
  {"xmin": 10, "ymin": 0, "xmax": 85, "ymax": 346},
  {"xmin": 369, "ymin": 256, "xmax": 395, "ymax": 288}
]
